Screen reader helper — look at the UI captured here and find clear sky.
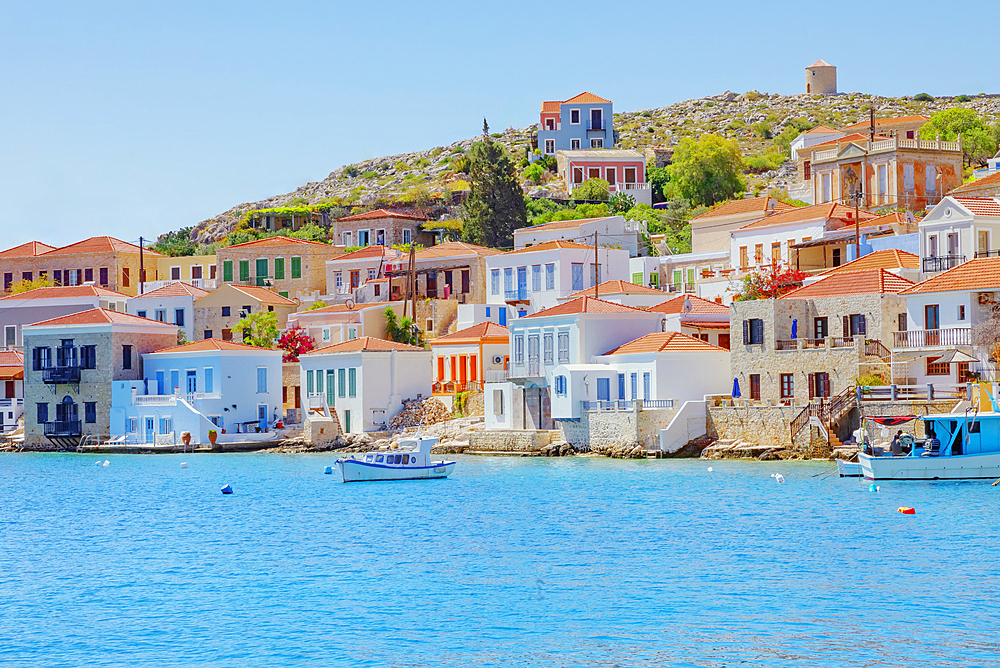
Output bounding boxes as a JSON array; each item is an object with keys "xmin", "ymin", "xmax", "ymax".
[{"xmin": 1, "ymin": 0, "xmax": 997, "ymax": 249}]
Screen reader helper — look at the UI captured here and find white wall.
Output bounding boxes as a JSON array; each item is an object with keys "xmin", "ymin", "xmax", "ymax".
[
  {"xmin": 731, "ymin": 221, "xmax": 826, "ymax": 269},
  {"xmin": 484, "ymin": 381, "xmax": 514, "ymax": 429},
  {"xmin": 128, "ymin": 293, "xmax": 194, "ymax": 341},
  {"xmin": 456, "ymin": 303, "xmax": 514, "ymax": 330}
]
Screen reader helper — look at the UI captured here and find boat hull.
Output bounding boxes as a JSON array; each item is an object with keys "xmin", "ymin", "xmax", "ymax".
[
  {"xmin": 860, "ymin": 451, "xmax": 1000, "ymax": 480},
  {"xmin": 336, "ymin": 459, "xmax": 456, "ymax": 483},
  {"xmin": 836, "ymin": 459, "xmax": 862, "ymax": 477}
]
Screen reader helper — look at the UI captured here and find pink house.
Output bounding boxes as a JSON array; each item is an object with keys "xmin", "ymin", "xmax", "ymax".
[{"xmin": 556, "ymin": 149, "xmax": 651, "ymax": 205}]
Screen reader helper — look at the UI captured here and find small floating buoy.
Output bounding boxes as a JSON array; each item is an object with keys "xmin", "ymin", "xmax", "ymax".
[
  {"xmin": 869, "ymin": 483, "xmax": 877, "ymax": 492},
  {"xmin": 102, "ymin": 460, "xmax": 110, "ymax": 467},
  {"xmin": 324, "ymin": 466, "xmax": 333, "ymax": 475},
  {"xmin": 773, "ymin": 473, "xmax": 784, "ymax": 483},
  {"xmin": 95, "ymin": 460, "xmax": 102, "ymax": 466},
  {"xmin": 897, "ymin": 506, "xmax": 915, "ymax": 514},
  {"xmin": 221, "ymin": 484, "xmax": 233, "ymax": 495},
  {"xmin": 180, "ymin": 462, "xmax": 188, "ymax": 469},
  {"xmin": 707, "ymin": 466, "xmax": 713, "ymax": 472}
]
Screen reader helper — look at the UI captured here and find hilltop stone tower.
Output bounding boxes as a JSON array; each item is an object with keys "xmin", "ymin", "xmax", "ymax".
[{"xmin": 805, "ymin": 60, "xmax": 837, "ymax": 95}]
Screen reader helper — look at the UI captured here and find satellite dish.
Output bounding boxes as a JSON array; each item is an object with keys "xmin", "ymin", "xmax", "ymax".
[{"xmin": 682, "ymin": 297, "xmax": 692, "ymax": 314}]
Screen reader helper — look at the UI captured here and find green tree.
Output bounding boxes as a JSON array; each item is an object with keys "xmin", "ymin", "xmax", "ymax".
[
  {"xmin": 646, "ymin": 164, "xmax": 670, "ymax": 203},
  {"xmin": 573, "ymin": 178, "xmax": 610, "ymax": 202},
  {"xmin": 919, "ymin": 108, "xmax": 999, "ymax": 166},
  {"xmin": 522, "ymin": 163, "xmax": 544, "ymax": 185},
  {"xmin": 151, "ymin": 228, "xmax": 197, "ymax": 256},
  {"xmin": 234, "ymin": 310, "xmax": 279, "ymax": 348},
  {"xmin": 462, "ymin": 119, "xmax": 527, "ymax": 248},
  {"xmin": 665, "ymin": 134, "xmax": 746, "ymax": 206},
  {"xmin": 10, "ymin": 276, "xmax": 56, "ymax": 294},
  {"xmin": 306, "ymin": 300, "xmax": 328, "ymax": 311},
  {"xmin": 383, "ymin": 306, "xmax": 424, "ymax": 347},
  {"xmin": 288, "ymin": 223, "xmax": 329, "ymax": 242},
  {"xmin": 608, "ymin": 191, "xmax": 636, "ymax": 215},
  {"xmin": 625, "ymin": 204, "xmax": 692, "ymax": 254}
]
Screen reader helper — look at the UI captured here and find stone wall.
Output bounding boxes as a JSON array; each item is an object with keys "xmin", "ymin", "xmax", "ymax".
[
  {"xmin": 417, "ymin": 299, "xmax": 460, "ymax": 339},
  {"xmin": 559, "ymin": 406, "xmax": 677, "ymax": 452},
  {"xmin": 468, "ymin": 429, "xmax": 550, "ymax": 452},
  {"xmin": 303, "ymin": 410, "xmax": 343, "ymax": 446}
]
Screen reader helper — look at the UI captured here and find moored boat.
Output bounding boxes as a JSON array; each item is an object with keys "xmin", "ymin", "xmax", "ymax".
[
  {"xmin": 835, "ymin": 458, "xmax": 862, "ymax": 477},
  {"xmin": 335, "ymin": 434, "xmax": 456, "ymax": 482}
]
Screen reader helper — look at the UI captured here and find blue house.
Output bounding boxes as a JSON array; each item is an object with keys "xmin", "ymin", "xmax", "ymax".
[
  {"xmin": 110, "ymin": 338, "xmax": 282, "ymax": 445},
  {"xmin": 536, "ymin": 92, "xmax": 615, "ymax": 157}
]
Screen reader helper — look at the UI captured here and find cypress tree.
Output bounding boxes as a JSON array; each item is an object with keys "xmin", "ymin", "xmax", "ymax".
[{"xmin": 462, "ymin": 118, "xmax": 527, "ymax": 248}]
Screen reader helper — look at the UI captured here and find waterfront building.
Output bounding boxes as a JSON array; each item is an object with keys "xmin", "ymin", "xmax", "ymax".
[
  {"xmin": 513, "ymin": 216, "xmax": 648, "ymax": 258},
  {"xmin": 109, "ymin": 339, "xmax": 282, "ymax": 445},
  {"xmin": 0, "ymin": 349, "xmax": 24, "ymax": 432},
  {"xmin": 334, "ymin": 209, "xmax": 434, "ymax": 249},
  {"xmin": 298, "ymin": 337, "xmax": 431, "ymax": 434},
  {"xmin": 215, "ymin": 236, "xmax": 344, "ymax": 301},
  {"xmin": 430, "ymin": 321, "xmax": 508, "ymax": 407},
  {"xmin": 21, "ymin": 309, "xmax": 177, "ymax": 448},
  {"xmin": 128, "ymin": 282, "xmax": 209, "ymax": 343},
  {"xmin": 648, "ymin": 294, "xmax": 732, "ymax": 349},
  {"xmin": 0, "ymin": 285, "xmax": 130, "ymax": 350},
  {"xmin": 915, "ymin": 196, "xmax": 1000, "ymax": 278},
  {"xmin": 193, "ymin": 284, "xmax": 298, "ymax": 342}
]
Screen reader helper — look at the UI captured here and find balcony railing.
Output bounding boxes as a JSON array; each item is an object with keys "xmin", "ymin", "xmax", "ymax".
[
  {"xmin": 775, "ymin": 339, "xmax": 798, "ymax": 351},
  {"xmin": 504, "ymin": 288, "xmax": 528, "ymax": 302},
  {"xmin": 0, "ymin": 398, "xmax": 23, "ymax": 408},
  {"xmin": 587, "ymin": 120, "xmax": 607, "ymax": 131},
  {"xmin": 582, "ymin": 399, "xmax": 675, "ymax": 411},
  {"xmin": 975, "ymin": 250, "xmax": 1000, "ymax": 259},
  {"xmin": 508, "ymin": 362, "xmax": 542, "ymax": 379},
  {"xmin": 42, "ymin": 366, "xmax": 81, "ymax": 384},
  {"xmin": 484, "ymin": 370, "xmax": 509, "ymax": 384},
  {"xmin": 893, "ymin": 328, "xmax": 972, "ymax": 348},
  {"xmin": 43, "ymin": 420, "xmax": 82, "ymax": 437},
  {"xmin": 432, "ymin": 381, "xmax": 482, "ymax": 395},
  {"xmin": 134, "ymin": 392, "xmax": 223, "ymax": 406},
  {"xmin": 830, "ymin": 337, "xmax": 856, "ymax": 348},
  {"xmin": 922, "ymin": 254, "xmax": 965, "ymax": 273}
]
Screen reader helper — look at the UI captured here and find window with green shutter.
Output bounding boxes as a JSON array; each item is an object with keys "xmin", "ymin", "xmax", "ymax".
[
  {"xmin": 348, "ymin": 368, "xmax": 356, "ymax": 397},
  {"xmin": 315, "ymin": 369, "xmax": 324, "ymax": 394},
  {"xmin": 239, "ymin": 260, "xmax": 250, "ymax": 282},
  {"xmin": 278, "ymin": 291, "xmax": 288, "ymax": 298},
  {"xmin": 223, "ymin": 260, "xmax": 233, "ymax": 282},
  {"xmin": 306, "ymin": 370, "xmax": 314, "ymax": 395},
  {"xmin": 326, "ymin": 370, "xmax": 336, "ymax": 407},
  {"xmin": 274, "ymin": 257, "xmax": 285, "ymax": 280},
  {"xmin": 631, "ymin": 272, "xmax": 642, "ymax": 285},
  {"xmin": 255, "ymin": 258, "xmax": 268, "ymax": 286},
  {"xmin": 649, "ymin": 272, "xmax": 658, "ymax": 286},
  {"xmin": 338, "ymin": 368, "xmax": 346, "ymax": 397},
  {"xmin": 291, "ymin": 256, "xmax": 302, "ymax": 279}
]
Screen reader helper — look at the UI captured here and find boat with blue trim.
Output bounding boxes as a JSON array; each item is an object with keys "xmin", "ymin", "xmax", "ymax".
[{"xmin": 335, "ymin": 433, "xmax": 456, "ymax": 482}]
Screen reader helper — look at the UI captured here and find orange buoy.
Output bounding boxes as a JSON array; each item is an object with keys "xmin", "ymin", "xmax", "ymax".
[{"xmin": 897, "ymin": 507, "xmax": 916, "ymax": 514}]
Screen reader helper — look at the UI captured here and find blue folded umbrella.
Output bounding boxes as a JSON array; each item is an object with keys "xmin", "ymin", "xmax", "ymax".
[
  {"xmin": 732, "ymin": 377, "xmax": 741, "ymax": 398},
  {"xmin": 791, "ymin": 318, "xmax": 798, "ymax": 339}
]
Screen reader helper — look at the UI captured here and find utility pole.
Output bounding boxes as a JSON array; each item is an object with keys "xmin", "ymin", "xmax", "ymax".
[
  {"xmin": 408, "ymin": 244, "xmax": 417, "ymax": 326},
  {"xmin": 593, "ymin": 231, "xmax": 599, "ymax": 300},
  {"xmin": 139, "ymin": 236, "xmax": 144, "ymax": 295},
  {"xmin": 854, "ymin": 194, "xmax": 861, "ymax": 262}
]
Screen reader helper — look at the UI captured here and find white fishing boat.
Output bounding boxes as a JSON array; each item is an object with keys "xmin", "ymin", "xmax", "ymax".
[
  {"xmin": 335, "ymin": 433, "xmax": 456, "ymax": 483},
  {"xmin": 835, "ymin": 458, "xmax": 862, "ymax": 477}
]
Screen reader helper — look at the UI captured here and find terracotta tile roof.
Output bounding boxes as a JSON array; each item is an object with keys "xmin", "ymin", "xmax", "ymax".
[
  {"xmin": 900, "ymin": 257, "xmax": 1000, "ymax": 295},
  {"xmin": 415, "ymin": 241, "xmax": 505, "ymax": 259},
  {"xmin": 40, "ymin": 236, "xmax": 163, "ymax": 257},
  {"xmin": 603, "ymin": 331, "xmax": 727, "ymax": 355},
  {"xmin": 132, "ymin": 282, "xmax": 210, "ymax": 299},
  {"xmin": 807, "ymin": 59, "xmax": 833, "ymax": 68},
  {"xmin": 951, "ymin": 172, "xmax": 1000, "ymax": 195},
  {"xmin": 298, "ymin": 302, "xmax": 383, "ymax": 315},
  {"xmin": 691, "ymin": 197, "xmax": 796, "ymax": 222},
  {"xmin": 26, "ymin": 308, "xmax": 176, "ymax": 328},
  {"xmin": 225, "ymin": 236, "xmax": 331, "ymax": 249},
  {"xmin": 823, "ymin": 249, "xmax": 920, "ymax": 275},
  {"xmin": 806, "ymin": 125, "xmax": 841, "ymax": 134},
  {"xmin": 432, "ymin": 321, "xmax": 509, "ymax": 344},
  {"xmin": 682, "ymin": 320, "xmax": 731, "ymax": 330},
  {"xmin": 842, "ymin": 115, "xmax": 930, "ymax": 130},
  {"xmin": 229, "ymin": 285, "xmax": 298, "ymax": 305},
  {"xmin": 647, "ymin": 294, "xmax": 730, "ymax": 315},
  {"xmin": 541, "ymin": 101, "xmax": 561, "ymax": 113},
  {"xmin": 0, "ymin": 285, "xmax": 129, "ymax": 302},
  {"xmin": 328, "ymin": 245, "xmax": 403, "ymax": 262},
  {"xmin": 524, "ymin": 296, "xmax": 647, "ymax": 319},
  {"xmin": 0, "ymin": 349, "xmax": 24, "ymax": 380},
  {"xmin": 861, "ymin": 211, "xmax": 916, "ymax": 227},
  {"xmin": 0, "ymin": 241, "xmax": 56, "ymax": 257},
  {"xmin": 780, "ymin": 268, "xmax": 914, "ymax": 299},
  {"xmin": 505, "ymin": 240, "xmax": 595, "ymax": 255},
  {"xmin": 563, "ymin": 91, "xmax": 611, "ymax": 104},
  {"xmin": 150, "ymin": 338, "xmax": 274, "ymax": 355},
  {"xmin": 337, "ymin": 208, "xmax": 427, "ymax": 222},
  {"xmin": 303, "ymin": 336, "xmax": 424, "ymax": 354},
  {"xmin": 566, "ymin": 280, "xmax": 666, "ymax": 299},
  {"xmin": 516, "ymin": 217, "xmax": 607, "ymax": 232},
  {"xmin": 954, "ymin": 197, "xmax": 1000, "ymax": 217},
  {"xmin": 737, "ymin": 203, "xmax": 876, "ymax": 230}
]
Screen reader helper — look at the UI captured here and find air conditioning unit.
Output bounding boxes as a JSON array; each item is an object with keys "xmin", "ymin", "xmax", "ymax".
[{"xmin": 493, "ymin": 355, "xmax": 503, "ymax": 364}]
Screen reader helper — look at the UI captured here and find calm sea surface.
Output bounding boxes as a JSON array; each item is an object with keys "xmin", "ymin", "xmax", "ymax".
[{"xmin": 1, "ymin": 453, "xmax": 998, "ymax": 667}]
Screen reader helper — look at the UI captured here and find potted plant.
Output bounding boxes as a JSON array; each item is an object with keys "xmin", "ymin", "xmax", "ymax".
[
  {"xmin": 181, "ymin": 431, "xmax": 191, "ymax": 446},
  {"xmin": 208, "ymin": 429, "xmax": 218, "ymax": 445}
]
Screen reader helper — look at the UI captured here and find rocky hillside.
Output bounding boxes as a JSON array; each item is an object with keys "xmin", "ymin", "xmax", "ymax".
[{"xmin": 184, "ymin": 91, "xmax": 1000, "ymax": 246}]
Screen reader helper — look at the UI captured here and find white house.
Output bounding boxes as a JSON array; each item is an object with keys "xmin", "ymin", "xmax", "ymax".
[
  {"xmin": 629, "ymin": 256, "xmax": 660, "ymax": 289},
  {"xmin": 128, "ymin": 281, "xmax": 209, "ymax": 343},
  {"xmin": 789, "ymin": 125, "xmax": 845, "ymax": 161},
  {"xmin": 285, "ymin": 301, "xmax": 404, "ymax": 348},
  {"xmin": 0, "ymin": 349, "xmax": 24, "ymax": 432},
  {"xmin": 455, "ymin": 303, "xmax": 515, "ymax": 330},
  {"xmin": 484, "ymin": 240, "xmax": 631, "ymax": 317},
  {"xmin": 916, "ymin": 196, "xmax": 1000, "ymax": 279},
  {"xmin": 549, "ymin": 332, "xmax": 730, "ymax": 421},
  {"xmin": 0, "ymin": 285, "xmax": 130, "ymax": 350},
  {"xmin": 110, "ymin": 339, "xmax": 283, "ymax": 444},
  {"xmin": 513, "ymin": 215, "xmax": 648, "ymax": 257},
  {"xmin": 484, "ymin": 296, "xmax": 665, "ymax": 431},
  {"xmin": 298, "ymin": 337, "xmax": 431, "ymax": 434},
  {"xmin": 430, "ymin": 321, "xmax": 508, "ymax": 407},
  {"xmin": 325, "ymin": 245, "xmax": 404, "ymax": 299},
  {"xmin": 557, "ymin": 279, "xmax": 670, "ymax": 309}
]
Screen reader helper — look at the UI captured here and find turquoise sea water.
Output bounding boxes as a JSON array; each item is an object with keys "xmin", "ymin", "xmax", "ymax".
[{"xmin": 1, "ymin": 453, "xmax": 999, "ymax": 667}]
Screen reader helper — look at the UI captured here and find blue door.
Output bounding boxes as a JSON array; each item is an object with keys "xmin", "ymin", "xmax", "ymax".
[
  {"xmin": 516, "ymin": 267, "xmax": 527, "ymax": 299},
  {"xmin": 186, "ymin": 370, "xmax": 197, "ymax": 394},
  {"xmin": 258, "ymin": 405, "xmax": 267, "ymax": 431},
  {"xmin": 499, "ymin": 308, "xmax": 507, "ymax": 326},
  {"xmin": 618, "ymin": 374, "xmax": 625, "ymax": 399},
  {"xmin": 145, "ymin": 417, "xmax": 155, "ymax": 443},
  {"xmin": 597, "ymin": 378, "xmax": 610, "ymax": 401},
  {"xmin": 156, "ymin": 370, "xmax": 165, "ymax": 395}
]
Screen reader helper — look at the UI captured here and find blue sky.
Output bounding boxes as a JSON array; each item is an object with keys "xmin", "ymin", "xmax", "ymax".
[{"xmin": 1, "ymin": 0, "xmax": 997, "ymax": 248}]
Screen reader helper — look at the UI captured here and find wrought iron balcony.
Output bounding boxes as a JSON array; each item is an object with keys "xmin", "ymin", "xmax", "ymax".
[
  {"xmin": 922, "ymin": 254, "xmax": 965, "ymax": 273},
  {"xmin": 42, "ymin": 366, "xmax": 81, "ymax": 384},
  {"xmin": 43, "ymin": 420, "xmax": 81, "ymax": 437}
]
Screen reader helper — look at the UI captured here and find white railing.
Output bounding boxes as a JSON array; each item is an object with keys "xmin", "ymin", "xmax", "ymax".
[
  {"xmin": 484, "ymin": 370, "xmax": 509, "ymax": 384},
  {"xmin": 135, "ymin": 395, "xmax": 176, "ymax": 406},
  {"xmin": 869, "ymin": 139, "xmax": 895, "ymax": 152},
  {"xmin": 617, "ymin": 182, "xmax": 650, "ymax": 192},
  {"xmin": 0, "ymin": 398, "xmax": 23, "ymax": 408},
  {"xmin": 186, "ymin": 392, "xmax": 222, "ymax": 402},
  {"xmin": 307, "ymin": 396, "xmax": 327, "ymax": 408},
  {"xmin": 141, "ymin": 278, "xmax": 217, "ymax": 292},
  {"xmin": 813, "ymin": 149, "xmax": 838, "ymax": 160}
]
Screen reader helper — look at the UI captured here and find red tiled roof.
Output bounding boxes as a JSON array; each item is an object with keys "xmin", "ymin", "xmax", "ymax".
[
  {"xmin": 524, "ymin": 296, "xmax": 647, "ymax": 319},
  {"xmin": 807, "ymin": 59, "xmax": 833, "ymax": 68},
  {"xmin": 225, "ymin": 236, "xmax": 331, "ymax": 249},
  {"xmin": 603, "ymin": 331, "xmax": 727, "ymax": 355},
  {"xmin": 303, "ymin": 336, "xmax": 425, "ymax": 353},
  {"xmin": 737, "ymin": 203, "xmax": 876, "ymax": 230},
  {"xmin": 432, "ymin": 321, "xmax": 509, "ymax": 344},
  {"xmin": 842, "ymin": 115, "xmax": 929, "ymax": 130},
  {"xmin": 26, "ymin": 308, "xmax": 175, "ymax": 328},
  {"xmin": 40, "ymin": 236, "xmax": 163, "ymax": 257},
  {"xmin": 780, "ymin": 268, "xmax": 914, "ymax": 299},
  {"xmin": 954, "ymin": 197, "xmax": 1000, "ymax": 217},
  {"xmin": 298, "ymin": 302, "xmax": 386, "ymax": 315},
  {"xmin": 416, "ymin": 241, "xmax": 505, "ymax": 259},
  {"xmin": 900, "ymin": 257, "xmax": 1000, "ymax": 295},
  {"xmin": 0, "ymin": 241, "xmax": 56, "ymax": 257},
  {"xmin": 566, "ymin": 280, "xmax": 666, "ymax": 299},
  {"xmin": 0, "ymin": 349, "xmax": 24, "ymax": 380},
  {"xmin": 150, "ymin": 338, "xmax": 275, "ymax": 354},
  {"xmin": 563, "ymin": 91, "xmax": 611, "ymax": 104},
  {"xmin": 647, "ymin": 294, "xmax": 730, "ymax": 315},
  {"xmin": 806, "ymin": 125, "xmax": 841, "ymax": 134},
  {"xmin": 951, "ymin": 172, "xmax": 1000, "ymax": 195},
  {"xmin": 823, "ymin": 249, "xmax": 919, "ymax": 275},
  {"xmin": 0, "ymin": 285, "xmax": 129, "ymax": 301},
  {"xmin": 133, "ymin": 282, "xmax": 210, "ymax": 299},
  {"xmin": 328, "ymin": 245, "xmax": 403, "ymax": 262},
  {"xmin": 506, "ymin": 240, "xmax": 595, "ymax": 255},
  {"xmin": 541, "ymin": 101, "xmax": 561, "ymax": 113},
  {"xmin": 691, "ymin": 197, "xmax": 796, "ymax": 222},
  {"xmin": 228, "ymin": 285, "xmax": 298, "ymax": 305},
  {"xmin": 337, "ymin": 208, "xmax": 427, "ymax": 222}
]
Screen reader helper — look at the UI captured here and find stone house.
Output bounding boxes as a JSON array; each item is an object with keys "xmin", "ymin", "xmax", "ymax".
[
  {"xmin": 390, "ymin": 241, "xmax": 505, "ymax": 307},
  {"xmin": 21, "ymin": 309, "xmax": 177, "ymax": 448},
  {"xmin": 729, "ymin": 268, "xmax": 913, "ymax": 405},
  {"xmin": 0, "ymin": 285, "xmax": 130, "ymax": 350},
  {"xmin": 334, "ymin": 209, "xmax": 434, "ymax": 249},
  {"xmin": 0, "ymin": 237, "xmax": 165, "ymax": 297},
  {"xmin": 326, "ymin": 245, "xmax": 405, "ymax": 298},
  {"xmin": 949, "ymin": 171, "xmax": 1000, "ymax": 199},
  {"xmin": 215, "ymin": 236, "xmax": 345, "ymax": 301},
  {"xmin": 193, "ymin": 284, "xmax": 298, "ymax": 343}
]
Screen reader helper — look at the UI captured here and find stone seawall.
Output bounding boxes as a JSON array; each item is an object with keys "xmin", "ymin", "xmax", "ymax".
[
  {"xmin": 559, "ymin": 407, "xmax": 678, "ymax": 454},
  {"xmin": 468, "ymin": 429, "xmax": 551, "ymax": 452}
]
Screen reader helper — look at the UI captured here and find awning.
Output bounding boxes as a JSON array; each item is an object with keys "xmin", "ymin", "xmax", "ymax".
[
  {"xmin": 0, "ymin": 366, "xmax": 23, "ymax": 381},
  {"xmin": 930, "ymin": 349, "xmax": 978, "ymax": 364},
  {"xmin": 870, "ymin": 416, "xmax": 916, "ymax": 426}
]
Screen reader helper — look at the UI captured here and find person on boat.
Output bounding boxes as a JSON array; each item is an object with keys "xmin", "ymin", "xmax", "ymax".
[
  {"xmin": 923, "ymin": 424, "xmax": 940, "ymax": 456},
  {"xmin": 891, "ymin": 430, "xmax": 904, "ymax": 456}
]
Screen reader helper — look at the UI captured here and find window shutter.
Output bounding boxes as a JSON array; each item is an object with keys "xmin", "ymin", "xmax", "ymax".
[
  {"xmin": 808, "ymin": 373, "xmax": 816, "ymax": 399},
  {"xmin": 842, "ymin": 315, "xmax": 850, "ymax": 336},
  {"xmin": 859, "ymin": 315, "xmax": 867, "ymax": 336},
  {"xmin": 822, "ymin": 374, "xmax": 830, "ymax": 397},
  {"xmin": 743, "ymin": 320, "xmax": 749, "ymax": 345},
  {"xmin": 898, "ymin": 313, "xmax": 907, "ymax": 332}
]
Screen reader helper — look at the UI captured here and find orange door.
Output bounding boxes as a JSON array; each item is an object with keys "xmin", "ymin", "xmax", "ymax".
[
  {"xmin": 469, "ymin": 355, "xmax": 478, "ymax": 382},
  {"xmin": 450, "ymin": 356, "xmax": 457, "ymax": 381},
  {"xmin": 437, "ymin": 356, "xmax": 445, "ymax": 382},
  {"xmin": 459, "ymin": 355, "xmax": 468, "ymax": 384}
]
